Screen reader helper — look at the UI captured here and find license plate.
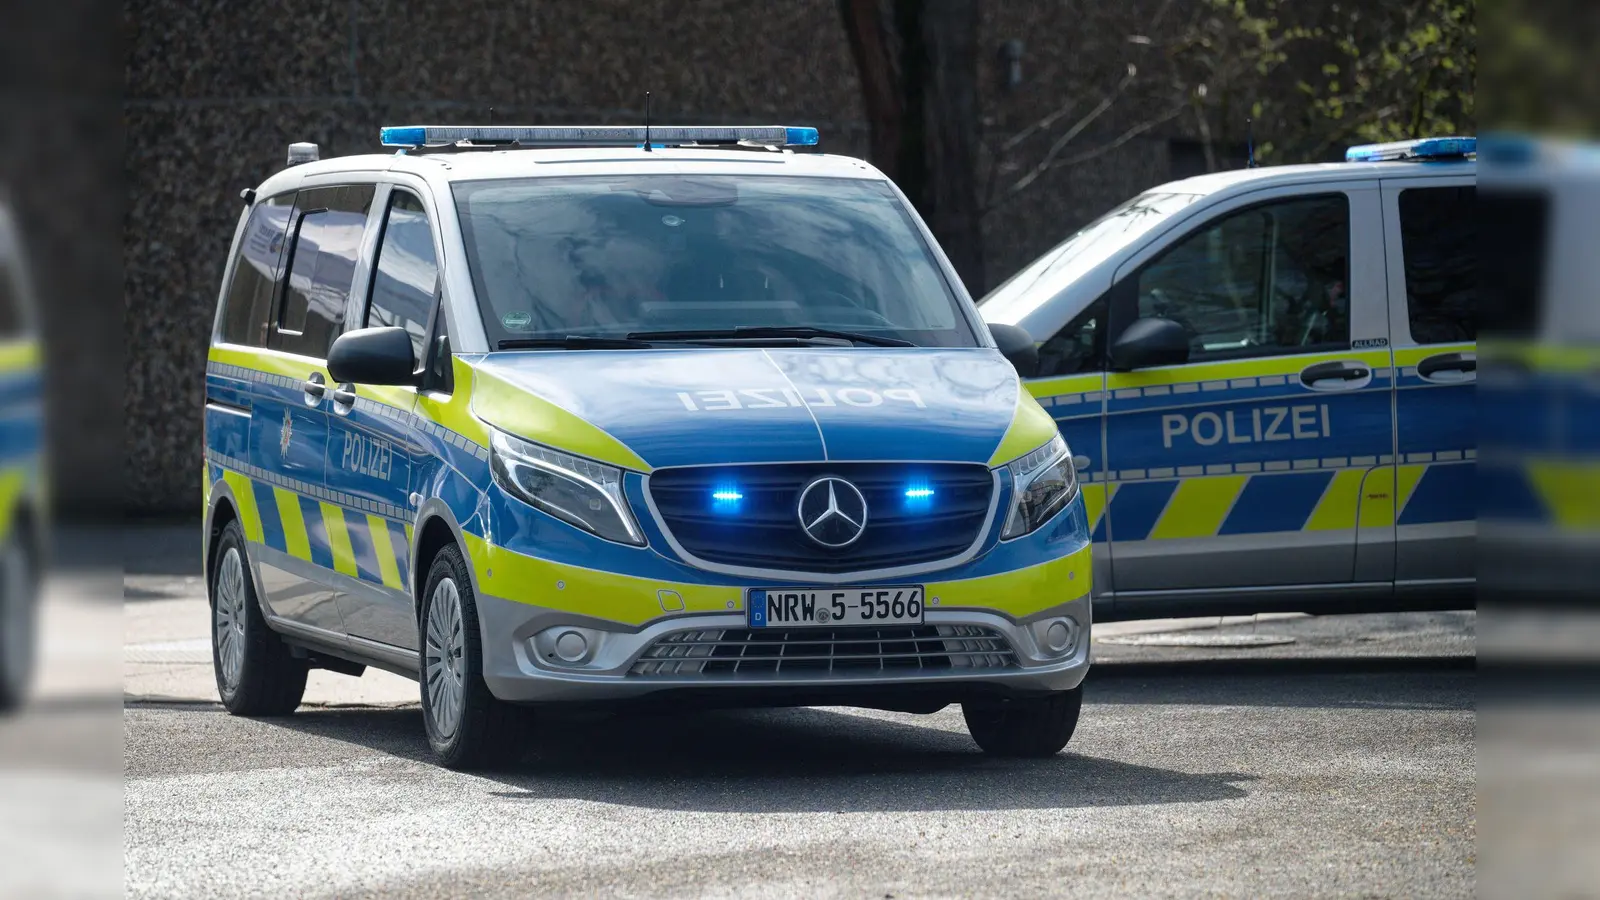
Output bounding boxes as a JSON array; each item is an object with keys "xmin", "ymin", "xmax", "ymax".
[{"xmin": 748, "ymin": 587, "xmax": 925, "ymax": 628}]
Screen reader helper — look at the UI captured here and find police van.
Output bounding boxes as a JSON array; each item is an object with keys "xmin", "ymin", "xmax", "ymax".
[
  {"xmin": 980, "ymin": 137, "xmax": 1476, "ymax": 621},
  {"xmin": 203, "ymin": 125, "xmax": 1092, "ymax": 768}
]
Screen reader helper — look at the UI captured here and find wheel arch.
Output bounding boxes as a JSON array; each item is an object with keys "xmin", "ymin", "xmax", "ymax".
[{"xmin": 409, "ymin": 499, "xmax": 476, "ymax": 623}]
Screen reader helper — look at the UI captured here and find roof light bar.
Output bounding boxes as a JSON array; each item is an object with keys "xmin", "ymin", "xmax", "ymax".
[
  {"xmin": 1345, "ymin": 136, "xmax": 1476, "ymax": 163},
  {"xmin": 378, "ymin": 125, "xmax": 820, "ymax": 149}
]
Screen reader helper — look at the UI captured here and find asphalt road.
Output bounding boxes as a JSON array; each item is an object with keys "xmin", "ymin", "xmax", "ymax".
[{"xmin": 124, "ymin": 629, "xmax": 1475, "ymax": 899}]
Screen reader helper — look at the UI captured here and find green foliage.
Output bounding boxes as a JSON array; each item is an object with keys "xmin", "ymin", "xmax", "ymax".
[{"xmin": 1195, "ymin": 0, "xmax": 1475, "ymax": 162}]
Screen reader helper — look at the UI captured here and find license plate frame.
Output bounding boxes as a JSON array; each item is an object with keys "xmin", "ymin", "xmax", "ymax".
[{"xmin": 747, "ymin": 586, "xmax": 926, "ymax": 628}]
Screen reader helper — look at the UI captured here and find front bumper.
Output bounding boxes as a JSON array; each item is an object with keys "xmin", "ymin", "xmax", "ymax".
[{"xmin": 475, "ymin": 591, "xmax": 1091, "ymax": 705}]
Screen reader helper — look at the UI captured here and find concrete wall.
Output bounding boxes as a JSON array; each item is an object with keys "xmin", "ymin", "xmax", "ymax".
[{"xmin": 124, "ymin": 0, "xmax": 1239, "ymax": 514}]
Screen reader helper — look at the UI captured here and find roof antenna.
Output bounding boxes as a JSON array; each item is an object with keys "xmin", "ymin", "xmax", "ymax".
[
  {"xmin": 643, "ymin": 92, "xmax": 653, "ymax": 152},
  {"xmin": 488, "ymin": 106, "xmax": 495, "ymax": 126},
  {"xmin": 1246, "ymin": 117, "xmax": 1257, "ymax": 168}
]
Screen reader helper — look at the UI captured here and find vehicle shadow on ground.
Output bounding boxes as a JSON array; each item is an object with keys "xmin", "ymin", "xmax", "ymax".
[
  {"xmin": 262, "ymin": 703, "xmax": 1256, "ymax": 813},
  {"xmin": 1086, "ymin": 655, "xmax": 1475, "ymax": 710}
]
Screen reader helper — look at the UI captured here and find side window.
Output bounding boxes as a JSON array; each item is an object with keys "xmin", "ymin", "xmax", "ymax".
[
  {"xmin": 219, "ymin": 194, "xmax": 294, "ymax": 347},
  {"xmin": 1134, "ymin": 194, "xmax": 1350, "ymax": 361},
  {"xmin": 0, "ymin": 261, "xmax": 24, "ymax": 338},
  {"xmin": 272, "ymin": 184, "xmax": 376, "ymax": 358},
  {"xmin": 1399, "ymin": 186, "xmax": 1476, "ymax": 344},
  {"xmin": 366, "ymin": 189, "xmax": 439, "ymax": 364},
  {"xmin": 1036, "ymin": 297, "xmax": 1105, "ymax": 377}
]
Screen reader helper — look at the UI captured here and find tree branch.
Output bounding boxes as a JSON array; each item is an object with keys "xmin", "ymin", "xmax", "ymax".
[
  {"xmin": 1047, "ymin": 100, "xmax": 1188, "ymax": 172},
  {"xmin": 990, "ymin": 62, "xmax": 1139, "ymax": 203}
]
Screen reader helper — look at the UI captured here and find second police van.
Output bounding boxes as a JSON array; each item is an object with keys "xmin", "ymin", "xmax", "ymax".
[
  {"xmin": 203, "ymin": 125, "xmax": 1092, "ymax": 768},
  {"xmin": 981, "ymin": 137, "xmax": 1476, "ymax": 621}
]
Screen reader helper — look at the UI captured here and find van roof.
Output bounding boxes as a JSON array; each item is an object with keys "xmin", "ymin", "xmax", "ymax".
[{"xmin": 251, "ymin": 146, "xmax": 887, "ymax": 198}]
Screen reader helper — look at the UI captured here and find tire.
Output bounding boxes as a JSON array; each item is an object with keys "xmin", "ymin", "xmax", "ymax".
[
  {"xmin": 211, "ymin": 521, "xmax": 308, "ymax": 716},
  {"xmin": 419, "ymin": 543, "xmax": 526, "ymax": 770},
  {"xmin": 963, "ymin": 687, "xmax": 1083, "ymax": 758},
  {"xmin": 0, "ymin": 535, "xmax": 38, "ymax": 712}
]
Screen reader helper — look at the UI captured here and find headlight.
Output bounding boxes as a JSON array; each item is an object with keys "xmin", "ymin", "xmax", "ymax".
[
  {"xmin": 1000, "ymin": 434, "xmax": 1078, "ymax": 540},
  {"xmin": 489, "ymin": 429, "xmax": 645, "ymax": 546}
]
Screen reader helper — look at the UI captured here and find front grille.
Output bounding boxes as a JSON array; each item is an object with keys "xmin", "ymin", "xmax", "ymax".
[
  {"xmin": 647, "ymin": 462, "xmax": 995, "ymax": 572},
  {"xmin": 630, "ymin": 625, "xmax": 1016, "ymax": 677}
]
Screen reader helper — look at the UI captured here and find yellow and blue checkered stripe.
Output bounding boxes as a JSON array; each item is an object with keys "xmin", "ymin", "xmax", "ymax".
[
  {"xmin": 209, "ymin": 450, "xmax": 413, "ymax": 593},
  {"xmin": 1025, "ymin": 348, "xmax": 1474, "ymax": 543}
]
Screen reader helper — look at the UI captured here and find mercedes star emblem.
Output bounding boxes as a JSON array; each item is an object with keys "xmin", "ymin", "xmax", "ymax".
[{"xmin": 797, "ymin": 476, "xmax": 869, "ymax": 548}]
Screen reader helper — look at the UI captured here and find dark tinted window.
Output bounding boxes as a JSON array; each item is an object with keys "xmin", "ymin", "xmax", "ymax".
[
  {"xmin": 1480, "ymin": 189, "xmax": 1547, "ymax": 338},
  {"xmin": 273, "ymin": 184, "xmax": 375, "ymax": 359},
  {"xmin": 1399, "ymin": 186, "xmax": 1477, "ymax": 343},
  {"xmin": 1037, "ymin": 297, "xmax": 1105, "ymax": 377},
  {"xmin": 219, "ymin": 194, "xmax": 294, "ymax": 347},
  {"xmin": 366, "ymin": 190, "xmax": 438, "ymax": 364},
  {"xmin": 454, "ymin": 175, "xmax": 976, "ymax": 347},
  {"xmin": 1134, "ymin": 194, "xmax": 1350, "ymax": 361},
  {"xmin": 0, "ymin": 261, "xmax": 22, "ymax": 338}
]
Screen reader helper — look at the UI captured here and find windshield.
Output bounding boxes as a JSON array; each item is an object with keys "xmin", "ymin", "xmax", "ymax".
[
  {"xmin": 453, "ymin": 174, "xmax": 978, "ymax": 347},
  {"xmin": 978, "ymin": 191, "xmax": 1200, "ymax": 320}
]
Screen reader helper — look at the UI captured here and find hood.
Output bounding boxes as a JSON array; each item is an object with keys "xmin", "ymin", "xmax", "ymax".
[{"xmin": 468, "ymin": 348, "xmax": 1040, "ymax": 470}]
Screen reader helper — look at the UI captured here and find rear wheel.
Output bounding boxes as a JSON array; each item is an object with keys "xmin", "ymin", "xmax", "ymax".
[
  {"xmin": 963, "ymin": 687, "xmax": 1083, "ymax": 758},
  {"xmin": 0, "ymin": 535, "xmax": 38, "ymax": 712},
  {"xmin": 211, "ymin": 520, "xmax": 308, "ymax": 716},
  {"xmin": 419, "ymin": 543, "xmax": 525, "ymax": 770}
]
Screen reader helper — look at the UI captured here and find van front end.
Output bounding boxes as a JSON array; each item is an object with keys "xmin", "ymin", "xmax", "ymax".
[{"xmin": 436, "ymin": 348, "xmax": 1092, "ymax": 712}]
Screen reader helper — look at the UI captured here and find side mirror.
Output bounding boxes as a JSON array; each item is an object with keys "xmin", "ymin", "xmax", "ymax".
[
  {"xmin": 1110, "ymin": 317, "xmax": 1189, "ymax": 371},
  {"xmin": 988, "ymin": 322, "xmax": 1039, "ymax": 378},
  {"xmin": 327, "ymin": 326, "xmax": 418, "ymax": 386}
]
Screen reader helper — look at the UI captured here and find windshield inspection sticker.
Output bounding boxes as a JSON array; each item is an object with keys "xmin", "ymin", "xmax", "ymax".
[{"xmin": 502, "ymin": 311, "xmax": 533, "ymax": 330}]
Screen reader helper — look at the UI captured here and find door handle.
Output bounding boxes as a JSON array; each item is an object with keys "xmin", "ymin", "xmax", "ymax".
[
  {"xmin": 302, "ymin": 372, "xmax": 327, "ymax": 406},
  {"xmin": 330, "ymin": 384, "xmax": 357, "ymax": 415},
  {"xmin": 1300, "ymin": 361, "xmax": 1370, "ymax": 387},
  {"xmin": 1416, "ymin": 352, "xmax": 1476, "ymax": 379}
]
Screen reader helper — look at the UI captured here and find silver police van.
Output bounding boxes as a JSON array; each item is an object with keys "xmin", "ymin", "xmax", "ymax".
[{"xmin": 981, "ymin": 137, "xmax": 1475, "ymax": 621}]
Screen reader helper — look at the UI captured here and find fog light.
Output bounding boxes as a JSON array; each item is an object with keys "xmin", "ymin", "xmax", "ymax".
[
  {"xmin": 533, "ymin": 625, "xmax": 603, "ymax": 667},
  {"xmin": 554, "ymin": 630, "xmax": 589, "ymax": 662},
  {"xmin": 1031, "ymin": 616, "xmax": 1080, "ymax": 657}
]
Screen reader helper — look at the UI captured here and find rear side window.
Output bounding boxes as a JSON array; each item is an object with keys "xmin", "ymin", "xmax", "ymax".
[
  {"xmin": 1398, "ymin": 186, "xmax": 1476, "ymax": 344},
  {"xmin": 273, "ymin": 184, "xmax": 375, "ymax": 359},
  {"xmin": 0, "ymin": 260, "xmax": 23, "ymax": 338},
  {"xmin": 366, "ymin": 189, "xmax": 439, "ymax": 364},
  {"xmin": 1480, "ymin": 189, "xmax": 1547, "ymax": 338},
  {"xmin": 219, "ymin": 194, "xmax": 294, "ymax": 347}
]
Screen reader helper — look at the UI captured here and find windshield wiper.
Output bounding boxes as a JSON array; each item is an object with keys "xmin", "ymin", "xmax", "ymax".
[
  {"xmin": 497, "ymin": 335, "xmax": 656, "ymax": 350},
  {"xmin": 626, "ymin": 326, "xmax": 916, "ymax": 348}
]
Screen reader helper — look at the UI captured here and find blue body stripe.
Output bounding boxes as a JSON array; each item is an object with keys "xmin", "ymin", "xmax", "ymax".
[
  {"xmin": 344, "ymin": 514, "xmax": 383, "ymax": 584},
  {"xmin": 1399, "ymin": 462, "xmax": 1476, "ymax": 525},
  {"xmin": 387, "ymin": 520, "xmax": 411, "ymax": 589},
  {"xmin": 1478, "ymin": 464, "xmax": 1546, "ymax": 522},
  {"xmin": 1219, "ymin": 472, "xmax": 1333, "ymax": 535},
  {"xmin": 299, "ymin": 495, "xmax": 335, "ymax": 569},
  {"xmin": 251, "ymin": 479, "xmax": 287, "ymax": 552},
  {"xmin": 1105, "ymin": 481, "xmax": 1177, "ymax": 542}
]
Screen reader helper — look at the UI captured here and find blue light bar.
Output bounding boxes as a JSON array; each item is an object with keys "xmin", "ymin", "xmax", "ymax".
[
  {"xmin": 1345, "ymin": 136, "xmax": 1476, "ymax": 163},
  {"xmin": 904, "ymin": 488, "xmax": 935, "ymax": 499},
  {"xmin": 379, "ymin": 125, "xmax": 819, "ymax": 149},
  {"xmin": 712, "ymin": 490, "xmax": 744, "ymax": 502}
]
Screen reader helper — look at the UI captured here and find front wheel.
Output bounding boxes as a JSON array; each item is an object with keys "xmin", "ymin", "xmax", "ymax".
[
  {"xmin": 419, "ymin": 543, "xmax": 526, "ymax": 770},
  {"xmin": 963, "ymin": 687, "xmax": 1083, "ymax": 758}
]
